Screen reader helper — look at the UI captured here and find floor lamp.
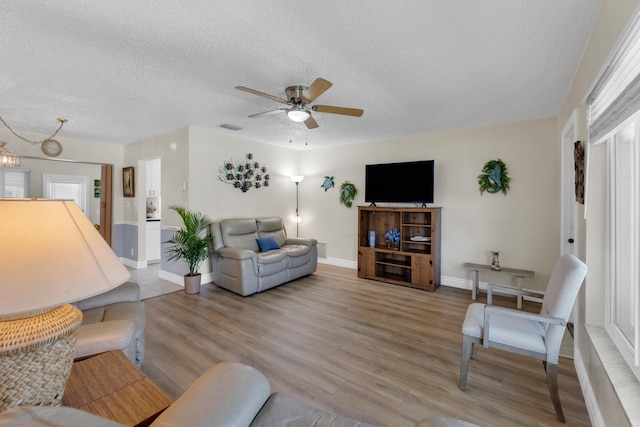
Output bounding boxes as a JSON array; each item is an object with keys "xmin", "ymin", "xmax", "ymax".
[
  {"xmin": 0, "ymin": 198, "xmax": 130, "ymax": 411},
  {"xmin": 290, "ymin": 175, "xmax": 304, "ymax": 237}
]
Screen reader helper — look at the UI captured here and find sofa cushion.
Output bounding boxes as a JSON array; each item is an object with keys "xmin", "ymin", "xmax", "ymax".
[
  {"xmin": 256, "ymin": 237, "xmax": 281, "ymax": 252},
  {"xmin": 250, "ymin": 392, "xmax": 379, "ymax": 427},
  {"xmin": 256, "ymin": 251, "xmax": 288, "ymax": 276},
  {"xmin": 220, "ymin": 218, "xmax": 260, "ymax": 251},
  {"xmin": 257, "ymin": 217, "xmax": 287, "ymax": 247},
  {"xmin": 0, "ymin": 406, "xmax": 127, "ymax": 427},
  {"xmin": 81, "ymin": 306, "xmax": 107, "ymax": 324},
  {"xmin": 281, "ymin": 245, "xmax": 312, "ymax": 268}
]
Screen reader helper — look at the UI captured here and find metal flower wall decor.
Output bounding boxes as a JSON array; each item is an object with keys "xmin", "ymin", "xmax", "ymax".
[{"xmin": 218, "ymin": 153, "xmax": 270, "ymax": 192}]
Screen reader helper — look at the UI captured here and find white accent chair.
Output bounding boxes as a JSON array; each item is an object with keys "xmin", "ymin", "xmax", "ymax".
[{"xmin": 459, "ymin": 254, "xmax": 587, "ymax": 422}]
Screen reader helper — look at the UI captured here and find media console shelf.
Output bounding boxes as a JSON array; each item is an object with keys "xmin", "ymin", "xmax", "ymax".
[{"xmin": 357, "ymin": 206, "xmax": 441, "ymax": 292}]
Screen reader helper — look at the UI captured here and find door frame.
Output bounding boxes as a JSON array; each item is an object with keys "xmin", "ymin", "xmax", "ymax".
[
  {"xmin": 21, "ymin": 155, "xmax": 114, "ymax": 245},
  {"xmin": 561, "ymin": 110, "xmax": 579, "ymax": 257}
]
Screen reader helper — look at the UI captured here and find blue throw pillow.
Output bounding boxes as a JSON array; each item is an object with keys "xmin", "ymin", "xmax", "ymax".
[{"xmin": 256, "ymin": 237, "xmax": 281, "ymax": 252}]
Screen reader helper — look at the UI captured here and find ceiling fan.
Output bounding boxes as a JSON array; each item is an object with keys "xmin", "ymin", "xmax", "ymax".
[{"xmin": 235, "ymin": 77, "xmax": 364, "ymax": 129}]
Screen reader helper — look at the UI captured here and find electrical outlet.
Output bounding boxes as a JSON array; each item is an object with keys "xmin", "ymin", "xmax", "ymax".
[{"xmin": 130, "ymin": 248, "xmax": 134, "ymax": 256}]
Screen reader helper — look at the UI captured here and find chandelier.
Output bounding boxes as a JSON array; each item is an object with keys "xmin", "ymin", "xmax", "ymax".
[
  {"xmin": 0, "ymin": 116, "xmax": 68, "ymax": 165},
  {"xmin": 0, "ymin": 141, "xmax": 20, "ymax": 168}
]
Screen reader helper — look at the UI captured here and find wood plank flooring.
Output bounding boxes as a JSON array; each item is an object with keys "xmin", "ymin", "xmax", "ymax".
[{"xmin": 142, "ymin": 264, "xmax": 590, "ymax": 427}]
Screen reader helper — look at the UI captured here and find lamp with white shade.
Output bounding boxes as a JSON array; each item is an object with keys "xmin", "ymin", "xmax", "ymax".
[
  {"xmin": 290, "ymin": 175, "xmax": 304, "ymax": 237},
  {"xmin": 0, "ymin": 198, "xmax": 130, "ymax": 411}
]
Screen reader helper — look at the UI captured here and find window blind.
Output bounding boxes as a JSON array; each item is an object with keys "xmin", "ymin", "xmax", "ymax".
[{"xmin": 588, "ymin": 15, "xmax": 640, "ymax": 143}]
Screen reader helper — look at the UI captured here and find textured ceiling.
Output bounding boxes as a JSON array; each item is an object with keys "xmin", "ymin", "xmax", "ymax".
[{"xmin": 0, "ymin": 1, "xmax": 602, "ymax": 149}]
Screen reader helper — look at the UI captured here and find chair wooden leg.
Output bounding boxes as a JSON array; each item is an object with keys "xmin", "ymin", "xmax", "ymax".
[
  {"xmin": 545, "ymin": 362, "xmax": 565, "ymax": 423},
  {"xmin": 459, "ymin": 334, "xmax": 474, "ymax": 390}
]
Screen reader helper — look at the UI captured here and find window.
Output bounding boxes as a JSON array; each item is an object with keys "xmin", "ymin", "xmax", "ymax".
[
  {"xmin": 605, "ymin": 120, "xmax": 640, "ymax": 377},
  {"xmin": 43, "ymin": 173, "xmax": 90, "ymax": 214},
  {"xmin": 588, "ymin": 9, "xmax": 640, "ymax": 379},
  {"xmin": 0, "ymin": 168, "xmax": 30, "ymax": 197}
]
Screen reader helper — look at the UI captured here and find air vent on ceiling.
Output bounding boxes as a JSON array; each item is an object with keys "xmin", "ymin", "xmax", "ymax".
[{"xmin": 220, "ymin": 123, "xmax": 242, "ymax": 131}]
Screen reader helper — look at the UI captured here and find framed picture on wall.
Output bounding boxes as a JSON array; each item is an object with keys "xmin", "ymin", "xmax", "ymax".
[{"xmin": 123, "ymin": 166, "xmax": 135, "ymax": 197}]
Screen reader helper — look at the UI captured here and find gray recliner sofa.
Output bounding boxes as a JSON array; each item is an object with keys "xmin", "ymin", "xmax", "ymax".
[
  {"xmin": 210, "ymin": 217, "xmax": 317, "ymax": 296},
  {"xmin": 0, "ymin": 362, "xmax": 479, "ymax": 426},
  {"xmin": 72, "ymin": 281, "xmax": 146, "ymax": 367}
]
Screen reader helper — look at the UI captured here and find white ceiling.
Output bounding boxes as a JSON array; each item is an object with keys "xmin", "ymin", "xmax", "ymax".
[{"xmin": 0, "ymin": 1, "xmax": 603, "ymax": 149}]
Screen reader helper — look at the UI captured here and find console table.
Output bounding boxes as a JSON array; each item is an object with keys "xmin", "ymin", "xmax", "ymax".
[
  {"xmin": 464, "ymin": 262, "xmax": 535, "ymax": 309},
  {"xmin": 62, "ymin": 350, "xmax": 172, "ymax": 427}
]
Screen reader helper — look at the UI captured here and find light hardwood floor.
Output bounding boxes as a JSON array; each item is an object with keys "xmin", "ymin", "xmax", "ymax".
[{"xmin": 141, "ymin": 264, "xmax": 590, "ymax": 427}]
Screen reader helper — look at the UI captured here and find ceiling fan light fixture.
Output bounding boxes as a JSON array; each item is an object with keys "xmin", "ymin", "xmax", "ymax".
[{"xmin": 287, "ymin": 107, "xmax": 310, "ymax": 123}]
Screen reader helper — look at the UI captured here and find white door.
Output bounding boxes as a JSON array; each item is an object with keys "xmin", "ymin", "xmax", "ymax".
[
  {"xmin": 43, "ymin": 173, "xmax": 90, "ymax": 214},
  {"xmin": 561, "ymin": 110, "xmax": 580, "ymax": 257}
]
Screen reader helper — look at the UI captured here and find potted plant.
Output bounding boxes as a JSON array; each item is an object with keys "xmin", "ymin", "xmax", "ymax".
[{"xmin": 165, "ymin": 205, "xmax": 216, "ymax": 294}]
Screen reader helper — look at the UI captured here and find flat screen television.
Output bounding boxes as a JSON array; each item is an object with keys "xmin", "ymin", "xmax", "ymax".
[{"xmin": 365, "ymin": 160, "xmax": 434, "ymax": 205}]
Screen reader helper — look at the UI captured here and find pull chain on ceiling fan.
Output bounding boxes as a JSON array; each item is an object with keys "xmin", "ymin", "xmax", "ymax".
[{"xmin": 235, "ymin": 77, "xmax": 363, "ymax": 130}]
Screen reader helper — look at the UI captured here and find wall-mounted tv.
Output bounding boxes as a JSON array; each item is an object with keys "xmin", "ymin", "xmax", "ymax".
[{"xmin": 365, "ymin": 160, "xmax": 434, "ymax": 205}]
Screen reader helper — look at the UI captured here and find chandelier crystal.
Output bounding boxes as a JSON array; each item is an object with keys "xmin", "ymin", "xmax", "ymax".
[{"xmin": 0, "ymin": 141, "xmax": 20, "ymax": 168}]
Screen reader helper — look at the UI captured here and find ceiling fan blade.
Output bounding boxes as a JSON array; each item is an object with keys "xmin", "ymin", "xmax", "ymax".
[
  {"xmin": 249, "ymin": 109, "xmax": 287, "ymax": 118},
  {"xmin": 301, "ymin": 78, "xmax": 332, "ymax": 104},
  {"xmin": 312, "ymin": 105, "xmax": 364, "ymax": 117},
  {"xmin": 304, "ymin": 115, "xmax": 319, "ymax": 129},
  {"xmin": 236, "ymin": 86, "xmax": 289, "ymax": 104}
]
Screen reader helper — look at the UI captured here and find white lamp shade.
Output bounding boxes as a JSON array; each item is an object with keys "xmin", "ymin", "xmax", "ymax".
[
  {"xmin": 0, "ymin": 199, "xmax": 131, "ymax": 316},
  {"xmin": 290, "ymin": 175, "xmax": 304, "ymax": 183},
  {"xmin": 287, "ymin": 109, "xmax": 310, "ymax": 123}
]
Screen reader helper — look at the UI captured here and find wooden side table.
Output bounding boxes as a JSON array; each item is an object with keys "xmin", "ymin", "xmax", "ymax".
[
  {"xmin": 464, "ymin": 262, "xmax": 535, "ymax": 309},
  {"xmin": 62, "ymin": 350, "xmax": 172, "ymax": 427}
]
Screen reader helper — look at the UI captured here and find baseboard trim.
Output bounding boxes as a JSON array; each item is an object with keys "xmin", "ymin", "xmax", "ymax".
[
  {"xmin": 574, "ymin": 349, "xmax": 605, "ymax": 427},
  {"xmin": 318, "ymin": 257, "xmax": 357, "ymax": 269},
  {"xmin": 120, "ymin": 257, "xmax": 147, "ymax": 269},
  {"xmin": 157, "ymin": 270, "xmax": 215, "ymax": 287}
]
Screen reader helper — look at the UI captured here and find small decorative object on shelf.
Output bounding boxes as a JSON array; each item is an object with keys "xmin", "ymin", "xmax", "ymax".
[
  {"xmin": 321, "ymin": 176, "xmax": 335, "ymax": 192},
  {"xmin": 490, "ymin": 250, "xmax": 501, "ymax": 271},
  {"xmin": 339, "ymin": 181, "xmax": 357, "ymax": 208},
  {"xmin": 478, "ymin": 158, "xmax": 510, "ymax": 195},
  {"xmin": 384, "ymin": 227, "xmax": 400, "ymax": 250},
  {"xmin": 368, "ymin": 230, "xmax": 376, "ymax": 248},
  {"xmin": 218, "ymin": 153, "xmax": 270, "ymax": 192}
]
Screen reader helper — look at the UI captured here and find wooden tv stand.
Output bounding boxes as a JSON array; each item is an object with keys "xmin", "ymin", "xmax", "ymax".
[{"xmin": 357, "ymin": 206, "xmax": 441, "ymax": 292}]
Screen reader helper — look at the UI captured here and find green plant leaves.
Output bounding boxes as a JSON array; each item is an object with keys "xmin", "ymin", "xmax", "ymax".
[{"xmin": 165, "ymin": 205, "xmax": 215, "ymax": 276}]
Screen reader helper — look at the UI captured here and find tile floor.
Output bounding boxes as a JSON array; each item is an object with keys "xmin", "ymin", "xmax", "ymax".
[{"xmin": 127, "ymin": 263, "xmax": 182, "ymax": 300}]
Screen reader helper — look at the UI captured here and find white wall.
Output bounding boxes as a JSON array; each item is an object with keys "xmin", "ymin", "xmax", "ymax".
[
  {"xmin": 188, "ymin": 127, "xmax": 300, "ymax": 228},
  {"xmin": 0, "ymin": 128, "xmax": 124, "ymax": 223},
  {"xmin": 299, "ymin": 118, "xmax": 560, "ymax": 291},
  {"xmin": 123, "ymin": 127, "xmax": 189, "ymax": 224},
  {"xmin": 557, "ymin": 0, "xmax": 640, "ymax": 425}
]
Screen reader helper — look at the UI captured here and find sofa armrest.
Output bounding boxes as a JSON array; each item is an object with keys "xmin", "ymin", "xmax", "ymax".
[
  {"xmin": 74, "ymin": 320, "xmax": 135, "ymax": 361},
  {"xmin": 285, "ymin": 237, "xmax": 317, "ymax": 246},
  {"xmin": 151, "ymin": 362, "xmax": 271, "ymax": 427},
  {"xmin": 217, "ymin": 246, "xmax": 258, "ymax": 260},
  {"xmin": 73, "ymin": 282, "xmax": 140, "ymax": 311}
]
